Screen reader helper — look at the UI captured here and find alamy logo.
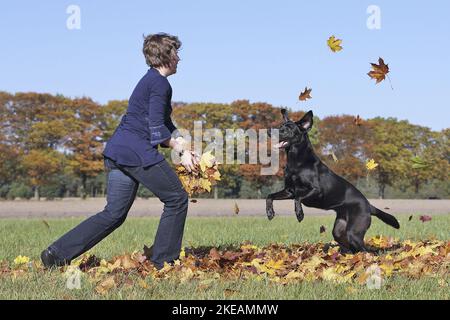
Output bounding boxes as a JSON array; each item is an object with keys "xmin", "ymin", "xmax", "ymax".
[
  {"xmin": 66, "ymin": 5, "xmax": 81, "ymax": 30},
  {"xmin": 365, "ymin": 264, "xmax": 383, "ymax": 289},
  {"xmin": 64, "ymin": 266, "xmax": 82, "ymax": 290},
  {"xmin": 367, "ymin": 5, "xmax": 381, "ymax": 30}
]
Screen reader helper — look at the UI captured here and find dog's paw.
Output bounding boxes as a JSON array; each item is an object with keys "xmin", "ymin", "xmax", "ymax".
[
  {"xmin": 295, "ymin": 212, "xmax": 304, "ymax": 223},
  {"xmin": 266, "ymin": 207, "xmax": 275, "ymax": 220}
]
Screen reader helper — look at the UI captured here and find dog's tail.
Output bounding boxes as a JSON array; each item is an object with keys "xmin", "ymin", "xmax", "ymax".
[{"xmin": 370, "ymin": 205, "xmax": 400, "ymax": 229}]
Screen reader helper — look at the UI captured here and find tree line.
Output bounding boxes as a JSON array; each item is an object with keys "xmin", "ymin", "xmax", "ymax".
[{"xmin": 0, "ymin": 92, "xmax": 448, "ymax": 200}]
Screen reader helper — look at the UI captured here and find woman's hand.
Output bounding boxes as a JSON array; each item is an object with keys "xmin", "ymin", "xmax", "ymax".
[
  {"xmin": 180, "ymin": 150, "xmax": 197, "ymax": 173},
  {"xmin": 166, "ymin": 137, "xmax": 199, "ymax": 172}
]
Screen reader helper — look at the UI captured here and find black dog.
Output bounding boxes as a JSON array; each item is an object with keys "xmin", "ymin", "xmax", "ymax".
[{"xmin": 266, "ymin": 109, "xmax": 400, "ymax": 253}]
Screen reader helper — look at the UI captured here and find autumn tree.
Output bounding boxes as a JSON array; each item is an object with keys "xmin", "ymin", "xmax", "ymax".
[
  {"xmin": 65, "ymin": 97, "xmax": 105, "ymax": 199},
  {"xmin": 317, "ymin": 115, "xmax": 372, "ymax": 183},
  {"xmin": 365, "ymin": 118, "xmax": 416, "ymax": 198},
  {"xmin": 5, "ymin": 93, "xmax": 72, "ymax": 198},
  {"xmin": 99, "ymin": 100, "xmax": 128, "ymax": 141}
]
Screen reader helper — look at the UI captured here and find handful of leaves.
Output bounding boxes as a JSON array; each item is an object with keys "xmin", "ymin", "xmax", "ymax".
[{"xmin": 176, "ymin": 150, "xmax": 221, "ymax": 196}]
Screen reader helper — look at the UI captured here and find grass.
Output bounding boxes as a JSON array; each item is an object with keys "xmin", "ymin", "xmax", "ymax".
[{"xmin": 0, "ymin": 214, "xmax": 449, "ymax": 300}]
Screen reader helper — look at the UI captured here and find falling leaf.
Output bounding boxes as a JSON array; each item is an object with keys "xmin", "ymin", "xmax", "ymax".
[
  {"xmin": 367, "ymin": 57, "xmax": 389, "ymax": 84},
  {"xmin": 419, "ymin": 215, "xmax": 432, "ymax": 223},
  {"xmin": 41, "ymin": 220, "xmax": 50, "ymax": 229},
  {"xmin": 234, "ymin": 202, "xmax": 240, "ymax": 215},
  {"xmin": 299, "ymin": 87, "xmax": 312, "ymax": 101},
  {"xmin": 327, "ymin": 35, "xmax": 343, "ymax": 52},
  {"xmin": 366, "ymin": 159, "xmax": 379, "ymax": 171},
  {"xmin": 320, "ymin": 225, "xmax": 326, "ymax": 234}
]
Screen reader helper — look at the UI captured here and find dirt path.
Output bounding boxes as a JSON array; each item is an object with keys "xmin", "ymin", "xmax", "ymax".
[{"xmin": 0, "ymin": 198, "xmax": 448, "ymax": 218}]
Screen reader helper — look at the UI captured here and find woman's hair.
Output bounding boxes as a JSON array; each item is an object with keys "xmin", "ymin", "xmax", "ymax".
[{"xmin": 142, "ymin": 33, "xmax": 182, "ymax": 68}]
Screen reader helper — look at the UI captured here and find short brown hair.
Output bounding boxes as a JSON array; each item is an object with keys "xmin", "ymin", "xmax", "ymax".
[{"xmin": 142, "ymin": 33, "xmax": 181, "ymax": 68}]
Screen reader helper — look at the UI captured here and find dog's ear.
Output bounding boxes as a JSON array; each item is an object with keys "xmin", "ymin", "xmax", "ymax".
[
  {"xmin": 281, "ymin": 108, "xmax": 289, "ymax": 122},
  {"xmin": 296, "ymin": 110, "xmax": 314, "ymax": 131}
]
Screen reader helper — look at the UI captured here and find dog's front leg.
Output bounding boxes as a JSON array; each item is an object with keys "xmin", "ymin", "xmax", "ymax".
[
  {"xmin": 266, "ymin": 189, "xmax": 294, "ymax": 220},
  {"xmin": 294, "ymin": 197, "xmax": 304, "ymax": 222},
  {"xmin": 293, "ymin": 186, "xmax": 321, "ymax": 222}
]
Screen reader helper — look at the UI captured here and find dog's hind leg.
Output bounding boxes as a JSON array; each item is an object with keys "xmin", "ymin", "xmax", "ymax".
[
  {"xmin": 346, "ymin": 209, "xmax": 372, "ymax": 253},
  {"xmin": 332, "ymin": 211, "xmax": 351, "ymax": 253},
  {"xmin": 266, "ymin": 189, "xmax": 294, "ymax": 220}
]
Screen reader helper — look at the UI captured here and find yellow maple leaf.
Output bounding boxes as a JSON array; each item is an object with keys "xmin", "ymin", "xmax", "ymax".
[
  {"xmin": 366, "ymin": 159, "xmax": 379, "ymax": 171},
  {"xmin": 285, "ymin": 270, "xmax": 303, "ymax": 280},
  {"xmin": 200, "ymin": 178, "xmax": 211, "ymax": 192},
  {"xmin": 379, "ymin": 263, "xmax": 395, "ymax": 276},
  {"xmin": 212, "ymin": 170, "xmax": 221, "ymax": 181},
  {"xmin": 321, "ymin": 267, "xmax": 338, "ymax": 281},
  {"xmin": 13, "ymin": 255, "xmax": 30, "ymax": 265},
  {"xmin": 327, "ymin": 35, "xmax": 343, "ymax": 52},
  {"xmin": 265, "ymin": 259, "xmax": 284, "ymax": 271},
  {"xmin": 200, "ymin": 150, "xmax": 215, "ymax": 172},
  {"xmin": 302, "ymin": 256, "xmax": 324, "ymax": 272}
]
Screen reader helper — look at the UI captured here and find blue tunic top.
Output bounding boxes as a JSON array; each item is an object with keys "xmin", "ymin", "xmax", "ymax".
[{"xmin": 102, "ymin": 68, "xmax": 178, "ymax": 167}]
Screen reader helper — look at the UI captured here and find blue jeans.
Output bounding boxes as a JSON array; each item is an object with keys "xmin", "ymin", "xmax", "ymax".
[{"xmin": 48, "ymin": 157, "xmax": 189, "ymax": 269}]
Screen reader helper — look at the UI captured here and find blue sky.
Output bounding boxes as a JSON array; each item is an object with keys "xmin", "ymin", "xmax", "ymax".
[{"xmin": 1, "ymin": 1, "xmax": 449, "ymax": 130}]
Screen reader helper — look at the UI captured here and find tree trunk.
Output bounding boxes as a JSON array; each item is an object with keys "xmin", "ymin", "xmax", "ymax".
[
  {"xmin": 378, "ymin": 184, "xmax": 385, "ymax": 199},
  {"xmin": 80, "ymin": 174, "xmax": 87, "ymax": 199},
  {"xmin": 34, "ymin": 186, "xmax": 40, "ymax": 200},
  {"xmin": 214, "ymin": 186, "xmax": 218, "ymax": 199},
  {"xmin": 414, "ymin": 179, "xmax": 420, "ymax": 194}
]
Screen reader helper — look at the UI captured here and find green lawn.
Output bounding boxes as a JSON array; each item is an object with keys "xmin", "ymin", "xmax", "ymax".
[{"xmin": 0, "ymin": 215, "xmax": 448, "ymax": 299}]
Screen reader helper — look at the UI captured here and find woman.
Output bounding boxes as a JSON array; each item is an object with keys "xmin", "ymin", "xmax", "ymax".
[{"xmin": 41, "ymin": 33, "xmax": 197, "ymax": 270}]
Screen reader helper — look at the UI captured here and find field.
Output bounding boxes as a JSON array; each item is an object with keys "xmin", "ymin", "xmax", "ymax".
[{"xmin": 0, "ymin": 213, "xmax": 449, "ymax": 300}]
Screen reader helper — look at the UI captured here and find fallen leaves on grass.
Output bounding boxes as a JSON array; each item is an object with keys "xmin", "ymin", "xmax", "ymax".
[
  {"xmin": 420, "ymin": 215, "xmax": 432, "ymax": 223},
  {"xmin": 2, "ymin": 237, "xmax": 448, "ymax": 292}
]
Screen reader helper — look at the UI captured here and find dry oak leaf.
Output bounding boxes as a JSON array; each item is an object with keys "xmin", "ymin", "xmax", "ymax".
[{"xmin": 299, "ymin": 87, "xmax": 312, "ymax": 101}]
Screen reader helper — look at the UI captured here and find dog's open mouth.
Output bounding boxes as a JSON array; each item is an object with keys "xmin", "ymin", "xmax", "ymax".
[{"xmin": 274, "ymin": 141, "xmax": 289, "ymax": 149}]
